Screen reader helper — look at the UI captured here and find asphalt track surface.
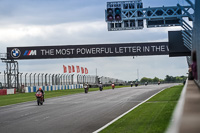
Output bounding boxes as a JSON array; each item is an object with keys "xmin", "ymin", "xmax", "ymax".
[{"xmin": 0, "ymin": 84, "xmax": 177, "ymax": 133}]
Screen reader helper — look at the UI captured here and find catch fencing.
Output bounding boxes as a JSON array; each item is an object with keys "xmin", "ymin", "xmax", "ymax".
[{"xmin": 0, "ymin": 72, "xmax": 126, "ymax": 90}]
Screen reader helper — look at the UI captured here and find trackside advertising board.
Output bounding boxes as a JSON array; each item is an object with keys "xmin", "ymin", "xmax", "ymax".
[{"xmin": 7, "ymin": 42, "xmax": 169, "ymax": 60}]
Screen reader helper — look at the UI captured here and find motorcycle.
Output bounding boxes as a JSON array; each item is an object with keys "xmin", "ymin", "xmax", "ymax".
[
  {"xmin": 135, "ymin": 83, "xmax": 138, "ymax": 87},
  {"xmin": 35, "ymin": 91, "xmax": 44, "ymax": 105},
  {"xmin": 131, "ymin": 83, "xmax": 133, "ymax": 87},
  {"xmin": 111, "ymin": 84, "xmax": 115, "ymax": 89},
  {"xmin": 99, "ymin": 86, "xmax": 103, "ymax": 91},
  {"xmin": 84, "ymin": 85, "xmax": 89, "ymax": 93}
]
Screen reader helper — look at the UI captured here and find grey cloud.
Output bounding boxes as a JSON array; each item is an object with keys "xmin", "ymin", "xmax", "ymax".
[
  {"xmin": 0, "ymin": 0, "xmax": 193, "ymax": 25},
  {"xmin": 0, "ymin": 0, "xmax": 107, "ymax": 25}
]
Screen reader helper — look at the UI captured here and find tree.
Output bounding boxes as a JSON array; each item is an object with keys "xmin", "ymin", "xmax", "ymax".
[
  {"xmin": 140, "ymin": 77, "xmax": 152, "ymax": 82},
  {"xmin": 153, "ymin": 77, "xmax": 159, "ymax": 82},
  {"xmin": 139, "ymin": 75, "xmax": 187, "ymax": 84},
  {"xmin": 164, "ymin": 75, "xmax": 187, "ymax": 83},
  {"xmin": 165, "ymin": 75, "xmax": 173, "ymax": 82},
  {"xmin": 140, "ymin": 77, "xmax": 149, "ymax": 82}
]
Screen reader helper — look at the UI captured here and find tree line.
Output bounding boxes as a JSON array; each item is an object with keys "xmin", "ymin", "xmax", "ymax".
[{"xmin": 131, "ymin": 75, "xmax": 187, "ymax": 83}]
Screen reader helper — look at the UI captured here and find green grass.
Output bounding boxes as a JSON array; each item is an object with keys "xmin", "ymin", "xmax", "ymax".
[
  {"xmin": 0, "ymin": 85, "xmax": 128, "ymax": 107},
  {"xmin": 100, "ymin": 85, "xmax": 183, "ymax": 133}
]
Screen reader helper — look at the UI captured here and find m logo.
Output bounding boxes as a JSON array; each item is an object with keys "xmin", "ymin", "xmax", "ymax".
[{"xmin": 24, "ymin": 50, "xmax": 37, "ymax": 56}]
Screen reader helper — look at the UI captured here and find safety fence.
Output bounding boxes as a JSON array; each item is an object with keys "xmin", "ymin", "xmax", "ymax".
[
  {"xmin": 0, "ymin": 72, "xmax": 126, "ymax": 89},
  {"xmin": 25, "ymin": 84, "xmax": 83, "ymax": 93}
]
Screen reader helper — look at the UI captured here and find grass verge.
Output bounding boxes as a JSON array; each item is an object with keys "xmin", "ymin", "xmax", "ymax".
[
  {"xmin": 0, "ymin": 85, "xmax": 128, "ymax": 107},
  {"xmin": 100, "ymin": 85, "xmax": 183, "ymax": 133}
]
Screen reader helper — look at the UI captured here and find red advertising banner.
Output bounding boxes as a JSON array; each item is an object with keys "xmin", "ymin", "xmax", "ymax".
[
  {"xmin": 81, "ymin": 67, "xmax": 84, "ymax": 74},
  {"xmin": 72, "ymin": 65, "xmax": 75, "ymax": 72},
  {"xmin": 63, "ymin": 65, "xmax": 88, "ymax": 74},
  {"xmin": 76, "ymin": 66, "xmax": 80, "ymax": 73},
  {"xmin": 85, "ymin": 68, "xmax": 88, "ymax": 74},
  {"xmin": 68, "ymin": 65, "xmax": 72, "ymax": 73},
  {"xmin": 63, "ymin": 65, "xmax": 67, "ymax": 73}
]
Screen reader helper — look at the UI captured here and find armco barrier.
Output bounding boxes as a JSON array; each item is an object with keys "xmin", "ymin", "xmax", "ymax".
[
  {"xmin": 25, "ymin": 84, "xmax": 83, "ymax": 93},
  {"xmin": 0, "ymin": 89, "xmax": 16, "ymax": 95},
  {"xmin": 0, "ymin": 89, "xmax": 7, "ymax": 95}
]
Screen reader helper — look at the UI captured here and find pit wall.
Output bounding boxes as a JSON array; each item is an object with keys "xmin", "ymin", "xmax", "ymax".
[
  {"xmin": 25, "ymin": 84, "xmax": 83, "ymax": 93},
  {"xmin": 0, "ymin": 89, "xmax": 16, "ymax": 95}
]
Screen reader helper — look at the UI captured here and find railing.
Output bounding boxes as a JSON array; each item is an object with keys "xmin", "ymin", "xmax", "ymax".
[{"xmin": 0, "ymin": 72, "xmax": 126, "ymax": 89}]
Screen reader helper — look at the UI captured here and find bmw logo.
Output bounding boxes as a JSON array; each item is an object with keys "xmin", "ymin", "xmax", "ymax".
[{"xmin": 11, "ymin": 48, "xmax": 21, "ymax": 58}]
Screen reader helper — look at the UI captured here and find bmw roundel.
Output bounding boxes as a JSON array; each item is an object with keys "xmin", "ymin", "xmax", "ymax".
[{"xmin": 11, "ymin": 48, "xmax": 21, "ymax": 58}]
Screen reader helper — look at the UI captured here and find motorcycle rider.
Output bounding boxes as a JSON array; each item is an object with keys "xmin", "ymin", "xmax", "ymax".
[
  {"xmin": 131, "ymin": 82, "xmax": 133, "ymax": 87},
  {"xmin": 135, "ymin": 81, "xmax": 138, "ymax": 87},
  {"xmin": 36, "ymin": 88, "xmax": 44, "ymax": 101},
  {"xmin": 99, "ymin": 82, "xmax": 103, "ymax": 91},
  {"xmin": 84, "ymin": 83, "xmax": 89, "ymax": 93},
  {"xmin": 111, "ymin": 83, "xmax": 115, "ymax": 89}
]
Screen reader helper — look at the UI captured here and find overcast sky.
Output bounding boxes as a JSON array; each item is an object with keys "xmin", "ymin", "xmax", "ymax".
[{"xmin": 0, "ymin": 0, "xmax": 194, "ymax": 81}]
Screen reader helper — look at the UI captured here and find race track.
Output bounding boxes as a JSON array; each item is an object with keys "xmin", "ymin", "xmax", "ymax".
[{"xmin": 0, "ymin": 84, "xmax": 177, "ymax": 133}]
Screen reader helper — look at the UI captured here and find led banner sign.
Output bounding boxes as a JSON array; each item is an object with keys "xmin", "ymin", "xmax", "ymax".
[{"xmin": 7, "ymin": 42, "xmax": 169, "ymax": 60}]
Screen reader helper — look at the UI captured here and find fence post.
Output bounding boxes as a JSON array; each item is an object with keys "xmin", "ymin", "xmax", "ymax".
[
  {"xmin": 29, "ymin": 73, "xmax": 32, "ymax": 87},
  {"xmin": 25, "ymin": 73, "xmax": 28, "ymax": 87}
]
